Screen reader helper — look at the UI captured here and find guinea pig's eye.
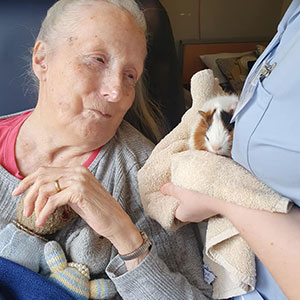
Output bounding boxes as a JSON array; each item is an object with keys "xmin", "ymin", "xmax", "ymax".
[{"xmin": 205, "ymin": 134, "xmax": 210, "ymax": 141}]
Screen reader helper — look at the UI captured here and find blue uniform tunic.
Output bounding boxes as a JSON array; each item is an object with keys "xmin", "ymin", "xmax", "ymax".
[{"xmin": 232, "ymin": 1, "xmax": 300, "ymax": 299}]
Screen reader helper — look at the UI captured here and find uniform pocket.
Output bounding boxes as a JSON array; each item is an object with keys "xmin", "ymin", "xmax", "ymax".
[
  {"xmin": 232, "ymin": 79, "xmax": 273, "ymax": 172},
  {"xmin": 246, "ymin": 79, "xmax": 273, "ymax": 176}
]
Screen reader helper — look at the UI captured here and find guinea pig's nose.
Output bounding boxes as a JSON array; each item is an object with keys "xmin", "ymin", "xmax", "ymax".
[{"xmin": 212, "ymin": 145, "xmax": 222, "ymax": 152}]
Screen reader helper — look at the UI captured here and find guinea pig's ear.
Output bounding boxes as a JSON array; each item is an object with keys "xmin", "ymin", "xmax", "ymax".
[
  {"xmin": 198, "ymin": 110, "xmax": 206, "ymax": 118},
  {"xmin": 198, "ymin": 109, "xmax": 215, "ymax": 126},
  {"xmin": 206, "ymin": 109, "xmax": 216, "ymax": 126},
  {"xmin": 221, "ymin": 110, "xmax": 235, "ymax": 132},
  {"xmin": 198, "ymin": 110, "xmax": 209, "ymax": 127},
  {"xmin": 32, "ymin": 40, "xmax": 48, "ymax": 81}
]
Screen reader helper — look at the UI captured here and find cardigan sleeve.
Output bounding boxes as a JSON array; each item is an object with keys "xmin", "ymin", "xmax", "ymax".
[{"xmin": 105, "ymin": 161, "xmax": 212, "ymax": 300}]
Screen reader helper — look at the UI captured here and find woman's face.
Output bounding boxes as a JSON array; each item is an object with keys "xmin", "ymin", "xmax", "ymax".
[{"xmin": 37, "ymin": 2, "xmax": 146, "ymax": 146}]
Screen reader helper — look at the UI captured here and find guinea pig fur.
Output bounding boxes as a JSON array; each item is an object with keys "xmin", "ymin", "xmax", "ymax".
[{"xmin": 189, "ymin": 94, "xmax": 238, "ymax": 157}]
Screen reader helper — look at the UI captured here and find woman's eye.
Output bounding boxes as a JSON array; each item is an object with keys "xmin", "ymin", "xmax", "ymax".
[
  {"xmin": 95, "ymin": 57, "xmax": 104, "ymax": 63},
  {"xmin": 124, "ymin": 72, "xmax": 136, "ymax": 85}
]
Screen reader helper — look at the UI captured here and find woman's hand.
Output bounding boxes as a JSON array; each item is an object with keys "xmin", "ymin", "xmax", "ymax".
[
  {"xmin": 12, "ymin": 165, "xmax": 148, "ymax": 269},
  {"xmin": 161, "ymin": 182, "xmax": 223, "ymax": 222},
  {"xmin": 12, "ymin": 166, "xmax": 134, "ymax": 241}
]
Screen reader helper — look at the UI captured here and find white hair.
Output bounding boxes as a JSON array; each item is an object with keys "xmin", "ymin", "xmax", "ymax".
[{"xmin": 37, "ymin": 0, "xmax": 146, "ymax": 46}]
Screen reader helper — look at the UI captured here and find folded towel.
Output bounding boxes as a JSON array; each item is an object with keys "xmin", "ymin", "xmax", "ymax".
[{"xmin": 137, "ymin": 69, "xmax": 292, "ymax": 299}]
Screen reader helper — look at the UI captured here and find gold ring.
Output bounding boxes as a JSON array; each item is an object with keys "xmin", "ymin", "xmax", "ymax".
[{"xmin": 54, "ymin": 179, "xmax": 61, "ymax": 193}]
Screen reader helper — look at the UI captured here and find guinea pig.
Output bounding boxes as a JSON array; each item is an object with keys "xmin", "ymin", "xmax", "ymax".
[{"xmin": 189, "ymin": 94, "xmax": 238, "ymax": 157}]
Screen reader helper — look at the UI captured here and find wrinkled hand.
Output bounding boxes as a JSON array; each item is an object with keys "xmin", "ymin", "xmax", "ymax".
[
  {"xmin": 12, "ymin": 166, "xmax": 132, "ymax": 239},
  {"xmin": 161, "ymin": 182, "xmax": 221, "ymax": 223}
]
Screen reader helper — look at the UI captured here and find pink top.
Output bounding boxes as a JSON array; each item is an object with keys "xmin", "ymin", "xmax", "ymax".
[{"xmin": 0, "ymin": 111, "xmax": 101, "ymax": 179}]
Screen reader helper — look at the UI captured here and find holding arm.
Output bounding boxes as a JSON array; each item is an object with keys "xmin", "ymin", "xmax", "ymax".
[{"xmin": 161, "ymin": 171, "xmax": 300, "ymax": 300}]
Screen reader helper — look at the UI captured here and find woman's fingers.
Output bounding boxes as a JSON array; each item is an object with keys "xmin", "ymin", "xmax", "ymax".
[
  {"xmin": 161, "ymin": 182, "xmax": 192, "ymax": 202},
  {"xmin": 12, "ymin": 166, "xmax": 64, "ymax": 196},
  {"xmin": 19, "ymin": 168, "xmax": 86, "ymax": 225},
  {"xmin": 34, "ymin": 181, "xmax": 61, "ymax": 217},
  {"xmin": 12, "ymin": 167, "xmax": 47, "ymax": 196},
  {"xmin": 161, "ymin": 182, "xmax": 218, "ymax": 223},
  {"xmin": 161, "ymin": 182, "xmax": 177, "ymax": 196},
  {"xmin": 22, "ymin": 188, "xmax": 37, "ymax": 217},
  {"xmin": 161, "ymin": 183, "xmax": 189, "ymax": 222},
  {"xmin": 12, "ymin": 174, "xmax": 36, "ymax": 196},
  {"xmin": 13, "ymin": 166, "xmax": 71, "ymax": 218},
  {"xmin": 23, "ymin": 179, "xmax": 66, "ymax": 220},
  {"xmin": 35, "ymin": 189, "xmax": 69, "ymax": 227},
  {"xmin": 22, "ymin": 178, "xmax": 63, "ymax": 217},
  {"xmin": 22, "ymin": 181, "xmax": 48, "ymax": 217}
]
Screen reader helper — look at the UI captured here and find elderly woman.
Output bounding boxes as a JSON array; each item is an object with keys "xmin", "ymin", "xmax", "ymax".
[{"xmin": 0, "ymin": 0, "xmax": 211, "ymax": 299}]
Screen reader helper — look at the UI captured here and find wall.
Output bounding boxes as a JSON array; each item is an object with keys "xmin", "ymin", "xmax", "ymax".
[
  {"xmin": 160, "ymin": 0, "xmax": 199, "ymax": 42},
  {"xmin": 199, "ymin": 0, "xmax": 283, "ymax": 40},
  {"xmin": 161, "ymin": 0, "xmax": 292, "ymax": 47}
]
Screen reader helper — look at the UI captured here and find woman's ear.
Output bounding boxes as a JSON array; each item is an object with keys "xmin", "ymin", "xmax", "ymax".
[{"xmin": 32, "ymin": 40, "xmax": 48, "ymax": 81}]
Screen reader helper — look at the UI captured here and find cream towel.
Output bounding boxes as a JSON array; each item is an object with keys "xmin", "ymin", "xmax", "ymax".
[{"xmin": 138, "ymin": 70, "xmax": 292, "ymax": 299}]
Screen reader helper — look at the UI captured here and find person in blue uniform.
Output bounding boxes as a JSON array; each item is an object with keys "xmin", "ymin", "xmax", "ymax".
[{"xmin": 161, "ymin": 1, "xmax": 300, "ymax": 299}]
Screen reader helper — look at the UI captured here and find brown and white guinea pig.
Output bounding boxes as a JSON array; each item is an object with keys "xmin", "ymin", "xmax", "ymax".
[{"xmin": 189, "ymin": 94, "xmax": 238, "ymax": 157}]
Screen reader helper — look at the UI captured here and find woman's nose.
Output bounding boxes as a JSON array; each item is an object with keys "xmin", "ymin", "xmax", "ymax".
[{"xmin": 100, "ymin": 72, "xmax": 122, "ymax": 103}]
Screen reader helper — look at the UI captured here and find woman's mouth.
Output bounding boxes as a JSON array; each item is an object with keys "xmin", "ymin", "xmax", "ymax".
[
  {"xmin": 89, "ymin": 109, "xmax": 112, "ymax": 119},
  {"xmin": 98, "ymin": 111, "xmax": 112, "ymax": 119}
]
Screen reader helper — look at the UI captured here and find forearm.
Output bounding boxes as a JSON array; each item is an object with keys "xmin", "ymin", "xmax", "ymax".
[
  {"xmin": 219, "ymin": 200, "xmax": 300, "ymax": 299},
  {"xmin": 107, "ymin": 219, "xmax": 149, "ymax": 271},
  {"xmin": 106, "ymin": 233, "xmax": 212, "ymax": 300}
]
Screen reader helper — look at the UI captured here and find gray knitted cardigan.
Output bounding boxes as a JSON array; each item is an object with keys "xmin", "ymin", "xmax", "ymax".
[{"xmin": 0, "ymin": 113, "xmax": 212, "ymax": 300}]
